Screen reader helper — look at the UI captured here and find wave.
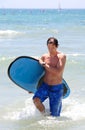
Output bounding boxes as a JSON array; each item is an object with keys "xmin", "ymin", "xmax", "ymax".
[
  {"xmin": 0, "ymin": 28, "xmax": 59, "ymax": 39},
  {"xmin": 0, "ymin": 56, "xmax": 15, "ymax": 62},
  {"xmin": 0, "ymin": 56, "xmax": 38, "ymax": 62},
  {"xmin": 0, "ymin": 54, "xmax": 85, "ymax": 64},
  {"xmin": 66, "ymin": 53, "xmax": 85, "ymax": 56},
  {"xmin": 0, "ymin": 30, "xmax": 26, "ymax": 38}
]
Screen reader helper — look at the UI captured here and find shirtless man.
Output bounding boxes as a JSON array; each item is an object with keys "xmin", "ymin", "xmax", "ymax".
[{"xmin": 33, "ymin": 37, "xmax": 66, "ymax": 116}]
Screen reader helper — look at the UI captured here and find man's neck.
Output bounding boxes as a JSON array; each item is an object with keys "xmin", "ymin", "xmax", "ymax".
[{"xmin": 49, "ymin": 51, "xmax": 57, "ymax": 57}]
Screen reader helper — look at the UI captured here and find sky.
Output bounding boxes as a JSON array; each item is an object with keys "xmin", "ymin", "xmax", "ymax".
[{"xmin": 0, "ymin": 0, "xmax": 85, "ymax": 9}]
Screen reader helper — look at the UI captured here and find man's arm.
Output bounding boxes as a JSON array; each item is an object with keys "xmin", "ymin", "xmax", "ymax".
[
  {"xmin": 57, "ymin": 54, "xmax": 66, "ymax": 73},
  {"xmin": 39, "ymin": 56, "xmax": 45, "ymax": 65}
]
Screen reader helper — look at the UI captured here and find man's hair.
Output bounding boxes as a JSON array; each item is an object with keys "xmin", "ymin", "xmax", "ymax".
[{"xmin": 47, "ymin": 37, "xmax": 59, "ymax": 47}]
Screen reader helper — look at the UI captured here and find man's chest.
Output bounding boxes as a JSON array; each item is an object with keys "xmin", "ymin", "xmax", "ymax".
[{"xmin": 44, "ymin": 56, "xmax": 59, "ymax": 67}]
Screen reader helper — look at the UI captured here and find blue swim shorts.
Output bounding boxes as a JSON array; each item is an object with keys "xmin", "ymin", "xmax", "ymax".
[{"xmin": 33, "ymin": 82, "xmax": 63, "ymax": 116}]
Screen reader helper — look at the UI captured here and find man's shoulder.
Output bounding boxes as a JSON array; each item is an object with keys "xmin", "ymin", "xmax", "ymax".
[
  {"xmin": 42, "ymin": 53, "xmax": 49, "ymax": 57},
  {"xmin": 58, "ymin": 52, "xmax": 66, "ymax": 59}
]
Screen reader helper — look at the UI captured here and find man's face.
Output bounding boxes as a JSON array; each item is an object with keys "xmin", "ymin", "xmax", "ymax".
[{"xmin": 47, "ymin": 39, "xmax": 57, "ymax": 52}]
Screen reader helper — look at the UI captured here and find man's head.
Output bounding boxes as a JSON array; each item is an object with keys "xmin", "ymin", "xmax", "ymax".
[{"xmin": 47, "ymin": 37, "xmax": 59, "ymax": 48}]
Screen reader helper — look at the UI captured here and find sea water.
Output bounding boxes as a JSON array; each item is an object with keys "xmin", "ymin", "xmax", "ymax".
[{"xmin": 0, "ymin": 9, "xmax": 85, "ymax": 130}]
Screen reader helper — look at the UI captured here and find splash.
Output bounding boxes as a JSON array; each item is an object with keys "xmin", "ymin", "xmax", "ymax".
[
  {"xmin": 3, "ymin": 97, "xmax": 85, "ymax": 121},
  {"xmin": 3, "ymin": 97, "xmax": 42, "ymax": 120}
]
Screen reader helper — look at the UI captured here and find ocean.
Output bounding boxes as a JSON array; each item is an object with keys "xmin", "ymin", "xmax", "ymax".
[{"xmin": 0, "ymin": 9, "xmax": 85, "ymax": 130}]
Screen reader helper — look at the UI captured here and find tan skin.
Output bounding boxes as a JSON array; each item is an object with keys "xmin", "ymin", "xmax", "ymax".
[{"xmin": 33, "ymin": 38, "xmax": 66, "ymax": 113}]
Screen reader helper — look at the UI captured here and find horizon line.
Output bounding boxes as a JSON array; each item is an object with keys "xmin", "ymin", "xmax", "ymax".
[{"xmin": 0, "ymin": 7, "xmax": 85, "ymax": 9}]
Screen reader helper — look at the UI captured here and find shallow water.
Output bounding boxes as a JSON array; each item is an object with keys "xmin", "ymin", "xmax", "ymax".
[{"xmin": 0, "ymin": 9, "xmax": 85, "ymax": 130}]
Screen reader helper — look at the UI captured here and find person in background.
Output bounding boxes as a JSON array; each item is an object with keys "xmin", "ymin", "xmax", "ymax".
[{"xmin": 33, "ymin": 37, "xmax": 66, "ymax": 116}]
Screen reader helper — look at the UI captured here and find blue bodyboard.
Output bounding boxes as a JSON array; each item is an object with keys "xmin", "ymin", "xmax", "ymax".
[{"xmin": 8, "ymin": 56, "xmax": 70, "ymax": 99}]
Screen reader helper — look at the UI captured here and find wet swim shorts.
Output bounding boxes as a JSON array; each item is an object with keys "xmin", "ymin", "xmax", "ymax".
[{"xmin": 33, "ymin": 82, "xmax": 63, "ymax": 116}]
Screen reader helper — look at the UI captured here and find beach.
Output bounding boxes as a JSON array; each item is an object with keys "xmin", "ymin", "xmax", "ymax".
[{"xmin": 0, "ymin": 9, "xmax": 85, "ymax": 130}]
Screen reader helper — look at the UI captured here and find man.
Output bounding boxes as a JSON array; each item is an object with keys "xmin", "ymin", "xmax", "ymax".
[{"xmin": 33, "ymin": 37, "xmax": 66, "ymax": 116}]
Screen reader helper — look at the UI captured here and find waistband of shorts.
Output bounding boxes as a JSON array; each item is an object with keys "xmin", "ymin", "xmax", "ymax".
[{"xmin": 42, "ymin": 82, "xmax": 63, "ymax": 87}]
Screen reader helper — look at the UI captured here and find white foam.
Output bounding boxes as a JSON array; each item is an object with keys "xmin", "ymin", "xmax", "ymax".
[
  {"xmin": 62, "ymin": 98, "xmax": 85, "ymax": 121},
  {"xmin": 3, "ymin": 97, "xmax": 85, "ymax": 121},
  {"xmin": 0, "ymin": 30, "xmax": 25, "ymax": 38}
]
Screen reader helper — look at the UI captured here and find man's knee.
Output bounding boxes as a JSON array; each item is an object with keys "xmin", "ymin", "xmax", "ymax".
[{"xmin": 33, "ymin": 97, "xmax": 41, "ymax": 105}]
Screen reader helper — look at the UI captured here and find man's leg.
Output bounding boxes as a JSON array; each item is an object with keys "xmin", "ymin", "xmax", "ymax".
[
  {"xmin": 33, "ymin": 97, "xmax": 45, "ymax": 113},
  {"xmin": 33, "ymin": 82, "xmax": 49, "ymax": 114},
  {"xmin": 49, "ymin": 84, "xmax": 63, "ymax": 116}
]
